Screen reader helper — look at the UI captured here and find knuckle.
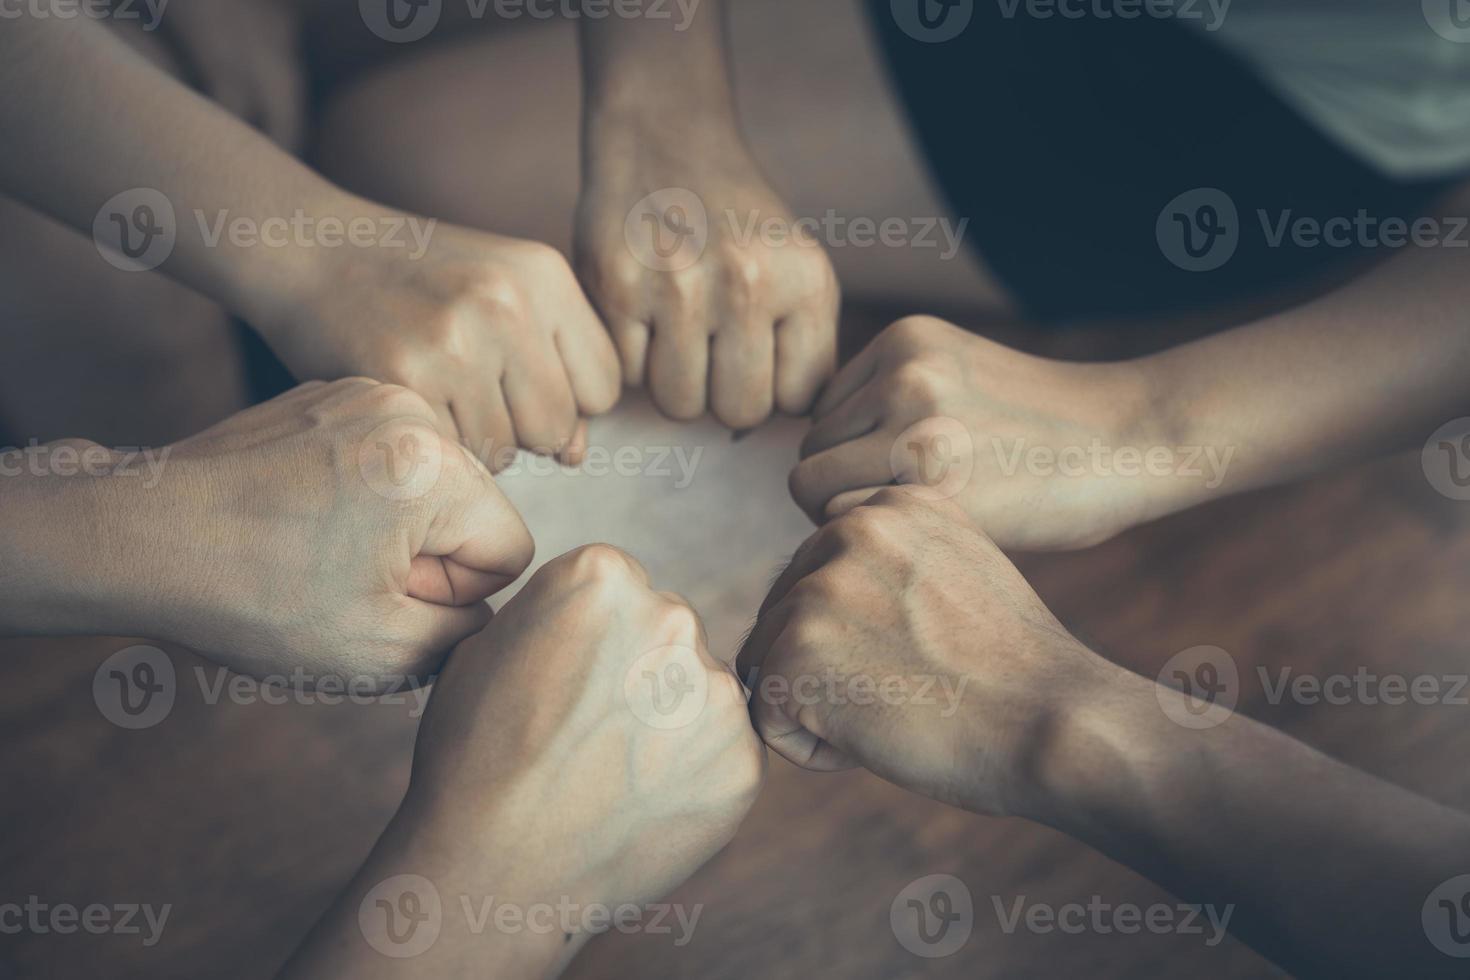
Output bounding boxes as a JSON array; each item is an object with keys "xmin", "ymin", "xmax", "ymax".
[
  {"xmin": 885, "ymin": 359, "xmax": 949, "ymax": 410},
  {"xmin": 369, "ymin": 382, "xmax": 435, "ymax": 420},
  {"xmin": 719, "ymin": 248, "xmax": 762, "ymax": 293},
  {"xmin": 469, "ymin": 273, "xmax": 532, "ymax": 325},
  {"xmin": 579, "ymin": 250, "xmax": 643, "ymax": 305},
  {"xmin": 652, "ymin": 595, "xmax": 703, "ymax": 642},
  {"xmin": 831, "ymin": 505, "xmax": 895, "ymax": 549},
  {"xmin": 882, "ymin": 315, "xmax": 943, "ymax": 349},
  {"xmin": 665, "ymin": 268, "xmax": 707, "ymax": 314},
  {"xmin": 558, "ymin": 542, "xmax": 641, "ymax": 590}
]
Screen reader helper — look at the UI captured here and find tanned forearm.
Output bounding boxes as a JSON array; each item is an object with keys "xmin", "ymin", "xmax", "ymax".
[
  {"xmin": 1137, "ymin": 182, "xmax": 1470, "ymax": 520},
  {"xmin": 1027, "ymin": 665, "xmax": 1470, "ymax": 978}
]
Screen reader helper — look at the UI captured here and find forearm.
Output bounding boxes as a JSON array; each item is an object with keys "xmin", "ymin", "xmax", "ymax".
[
  {"xmin": 276, "ymin": 801, "xmax": 583, "ymax": 980},
  {"xmin": 1139, "ymin": 183, "xmax": 1470, "ymax": 513},
  {"xmin": 578, "ymin": 0, "xmax": 739, "ymax": 138},
  {"xmin": 1025, "ymin": 665, "xmax": 1470, "ymax": 977},
  {"xmin": 0, "ymin": 449, "xmax": 166, "ymax": 638},
  {"xmin": 0, "ymin": 13, "xmax": 349, "ymax": 327}
]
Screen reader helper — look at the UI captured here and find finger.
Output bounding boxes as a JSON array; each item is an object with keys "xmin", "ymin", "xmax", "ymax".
[
  {"xmin": 415, "ymin": 454, "xmax": 536, "ymax": 602},
  {"xmin": 823, "ymin": 486, "xmax": 888, "ymax": 520},
  {"xmin": 799, "ymin": 380, "xmax": 882, "ymax": 459},
  {"xmin": 756, "ymin": 528, "xmax": 846, "ymax": 620},
  {"xmin": 741, "ymin": 611, "xmax": 857, "ymax": 773},
  {"xmin": 540, "ymin": 542, "xmax": 652, "ymax": 591},
  {"xmin": 775, "ymin": 310, "xmax": 838, "ymax": 416},
  {"xmin": 812, "ymin": 328, "xmax": 883, "ymax": 419},
  {"xmin": 396, "ymin": 599, "xmax": 494, "ymax": 676},
  {"xmin": 558, "ymin": 418, "xmax": 589, "ymax": 467},
  {"xmin": 788, "ymin": 432, "xmax": 896, "ymax": 523},
  {"xmin": 450, "ymin": 384, "xmax": 517, "ymax": 473},
  {"xmin": 709, "ymin": 318, "xmax": 775, "ymax": 429},
  {"xmin": 648, "ymin": 312, "xmax": 710, "ymax": 421},
  {"xmin": 504, "ymin": 344, "xmax": 580, "ymax": 458},
  {"xmin": 655, "ymin": 589, "xmax": 711, "ymax": 653},
  {"xmin": 555, "ymin": 310, "xmax": 622, "ymax": 416},
  {"xmin": 610, "ymin": 319, "xmax": 651, "ymax": 388}
]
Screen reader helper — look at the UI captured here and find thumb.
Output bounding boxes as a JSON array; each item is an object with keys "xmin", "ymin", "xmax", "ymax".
[{"xmin": 411, "ymin": 447, "xmax": 535, "ymax": 606}]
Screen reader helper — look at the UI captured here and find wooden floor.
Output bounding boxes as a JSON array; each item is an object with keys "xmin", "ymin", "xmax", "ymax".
[{"xmin": 2, "ymin": 315, "xmax": 1467, "ymax": 979}]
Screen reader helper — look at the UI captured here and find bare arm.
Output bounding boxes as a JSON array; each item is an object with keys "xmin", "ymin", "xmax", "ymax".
[
  {"xmin": 1141, "ymin": 183, "xmax": 1470, "ymax": 514},
  {"xmin": 0, "ymin": 12, "xmax": 339, "ymax": 326},
  {"xmin": 740, "ymin": 489, "xmax": 1470, "ymax": 978},
  {"xmin": 0, "ymin": 11, "xmax": 621, "ymax": 462},
  {"xmin": 794, "ymin": 184, "xmax": 1470, "ymax": 549},
  {"xmin": 575, "ymin": 0, "xmax": 839, "ymax": 427},
  {"xmin": 1039, "ymin": 669, "xmax": 1470, "ymax": 978}
]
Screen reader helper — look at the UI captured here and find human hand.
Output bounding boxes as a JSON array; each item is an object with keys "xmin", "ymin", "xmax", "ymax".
[
  {"xmin": 159, "ymin": 0, "xmax": 306, "ymax": 151},
  {"xmin": 791, "ymin": 316, "xmax": 1188, "ymax": 551},
  {"xmin": 100, "ymin": 378, "xmax": 533, "ymax": 686},
  {"xmin": 737, "ymin": 487, "xmax": 1111, "ymax": 817},
  {"xmin": 263, "ymin": 222, "xmax": 622, "ymax": 471},
  {"xmin": 576, "ymin": 119, "xmax": 838, "ymax": 427},
  {"xmin": 405, "ymin": 544, "xmax": 765, "ymax": 911},
  {"xmin": 278, "ymin": 545, "xmax": 763, "ymax": 978}
]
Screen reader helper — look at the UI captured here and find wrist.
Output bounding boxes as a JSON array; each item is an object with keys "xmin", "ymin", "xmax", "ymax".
[
  {"xmin": 213, "ymin": 186, "xmax": 386, "ymax": 340},
  {"xmin": 1018, "ymin": 662, "xmax": 1182, "ymax": 836},
  {"xmin": 367, "ymin": 797, "xmax": 595, "ymax": 976},
  {"xmin": 1105, "ymin": 354, "xmax": 1225, "ymax": 526},
  {"xmin": 0, "ymin": 446, "xmax": 173, "ymax": 637},
  {"xmin": 584, "ymin": 100, "xmax": 746, "ymax": 169}
]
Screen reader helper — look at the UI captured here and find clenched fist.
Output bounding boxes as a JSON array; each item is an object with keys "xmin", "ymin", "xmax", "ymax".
[
  {"xmin": 94, "ymin": 378, "xmax": 534, "ymax": 686},
  {"xmin": 281, "ymin": 545, "xmax": 765, "ymax": 978},
  {"xmin": 792, "ymin": 316, "xmax": 1186, "ymax": 551},
  {"xmin": 262, "ymin": 222, "xmax": 622, "ymax": 471},
  {"xmin": 738, "ymin": 487, "xmax": 1107, "ymax": 817},
  {"xmin": 576, "ymin": 124, "xmax": 839, "ymax": 428}
]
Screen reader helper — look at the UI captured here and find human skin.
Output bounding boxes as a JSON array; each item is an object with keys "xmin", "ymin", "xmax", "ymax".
[
  {"xmin": 158, "ymin": 0, "xmax": 307, "ymax": 151},
  {"xmin": 0, "ymin": 12, "xmax": 620, "ymax": 469},
  {"xmin": 793, "ymin": 185, "xmax": 1470, "ymax": 550},
  {"xmin": 737, "ymin": 488, "xmax": 1470, "ymax": 978},
  {"xmin": 575, "ymin": 0, "xmax": 840, "ymax": 428},
  {"xmin": 277, "ymin": 545, "xmax": 765, "ymax": 979},
  {"xmin": 0, "ymin": 378, "xmax": 534, "ymax": 687}
]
